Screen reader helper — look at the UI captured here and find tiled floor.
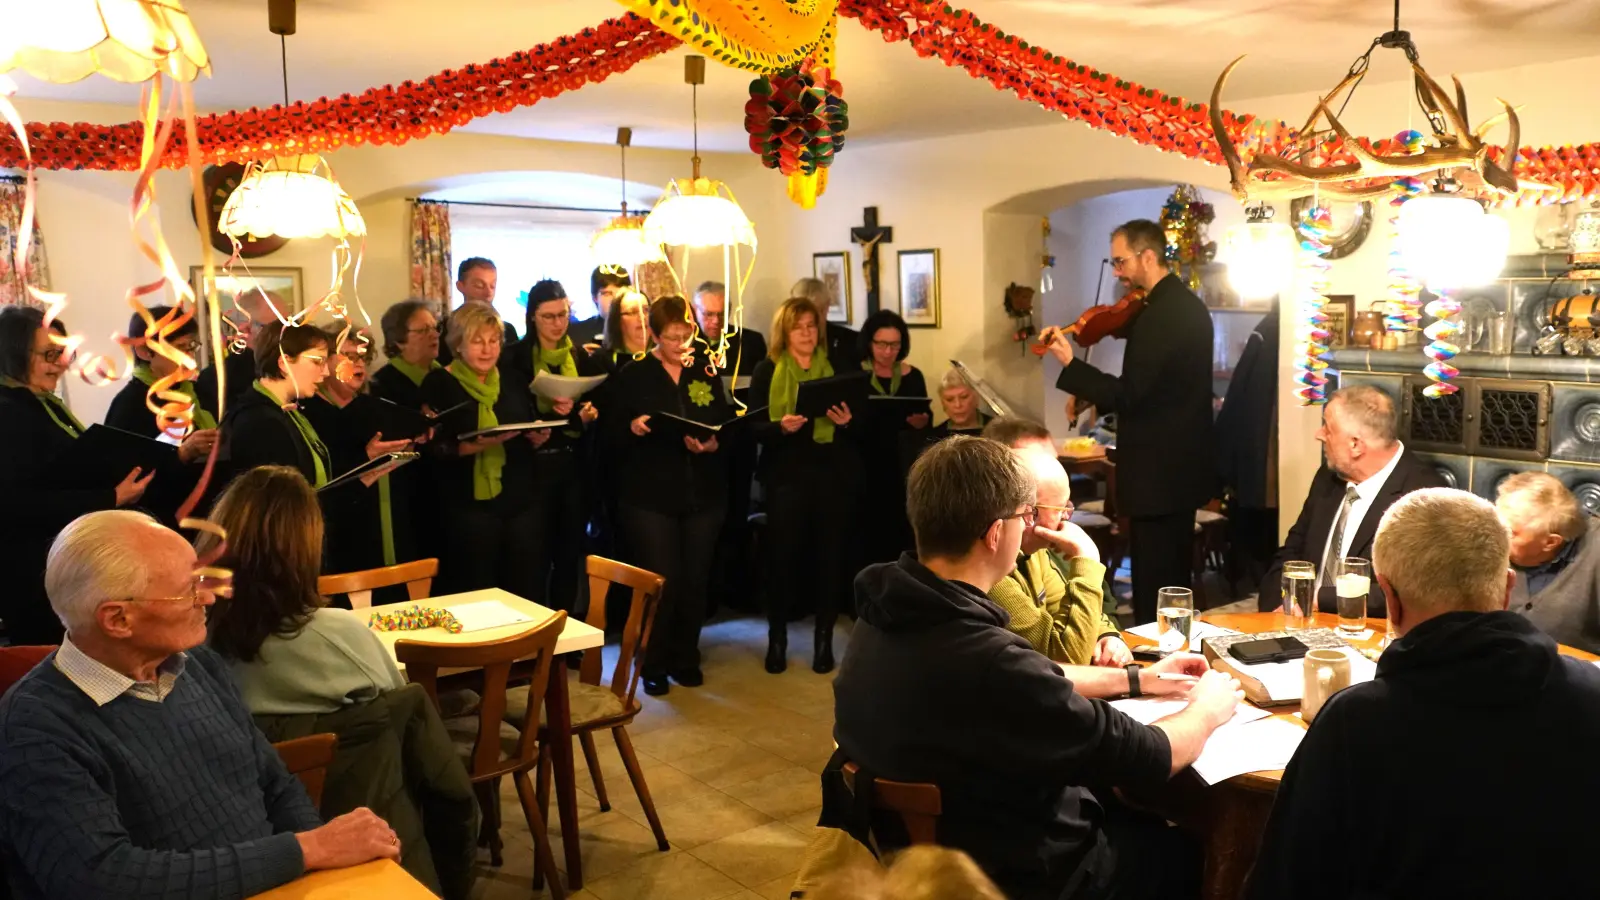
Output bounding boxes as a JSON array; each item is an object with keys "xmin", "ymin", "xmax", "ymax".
[{"xmin": 470, "ymin": 615, "xmax": 842, "ymax": 900}]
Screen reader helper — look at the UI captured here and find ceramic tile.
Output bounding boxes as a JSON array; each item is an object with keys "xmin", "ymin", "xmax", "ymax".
[
  {"xmin": 782, "ymin": 806, "xmax": 823, "ymax": 835},
  {"xmin": 619, "ymin": 789, "xmax": 772, "ymax": 850},
  {"xmin": 667, "ymin": 740, "xmax": 795, "ymax": 788},
  {"xmin": 630, "ymin": 723, "xmax": 746, "ymax": 764},
  {"xmin": 689, "ymin": 822, "xmax": 811, "ymax": 888},
  {"xmin": 585, "ymin": 852, "xmax": 747, "ymax": 900},
  {"xmin": 752, "ymin": 872, "xmax": 802, "ymax": 900},
  {"xmin": 717, "ymin": 767, "xmax": 823, "ymax": 821}
]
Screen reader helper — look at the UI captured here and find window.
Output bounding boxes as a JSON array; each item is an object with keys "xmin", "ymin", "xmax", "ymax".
[{"xmin": 446, "ymin": 204, "xmax": 612, "ymax": 333}]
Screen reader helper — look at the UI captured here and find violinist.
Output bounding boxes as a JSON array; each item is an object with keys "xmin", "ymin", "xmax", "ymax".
[{"xmin": 1041, "ymin": 219, "xmax": 1216, "ymax": 625}]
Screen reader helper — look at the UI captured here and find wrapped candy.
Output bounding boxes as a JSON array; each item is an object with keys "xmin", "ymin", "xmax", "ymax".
[{"xmin": 368, "ymin": 605, "xmax": 463, "ymax": 634}]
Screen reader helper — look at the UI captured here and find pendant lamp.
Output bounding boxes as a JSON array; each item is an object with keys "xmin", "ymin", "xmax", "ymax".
[
  {"xmin": 1396, "ymin": 182, "xmax": 1506, "ymax": 291},
  {"xmin": 591, "ymin": 127, "xmax": 666, "ymax": 270},
  {"xmin": 1221, "ymin": 203, "xmax": 1296, "ymax": 301},
  {"xmin": 0, "ymin": 0, "xmax": 209, "ymax": 84},
  {"xmin": 643, "ymin": 55, "xmax": 757, "ymax": 253}
]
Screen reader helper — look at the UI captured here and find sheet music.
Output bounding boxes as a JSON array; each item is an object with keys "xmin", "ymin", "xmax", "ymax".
[{"xmin": 530, "ymin": 370, "xmax": 608, "ymax": 400}]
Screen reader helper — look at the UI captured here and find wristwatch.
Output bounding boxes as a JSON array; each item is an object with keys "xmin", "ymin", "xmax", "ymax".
[{"xmin": 1125, "ymin": 663, "xmax": 1143, "ymax": 698}]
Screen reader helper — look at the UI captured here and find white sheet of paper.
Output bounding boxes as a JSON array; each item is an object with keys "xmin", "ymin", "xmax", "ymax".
[
  {"xmin": 1233, "ymin": 647, "xmax": 1378, "ymax": 702},
  {"xmin": 1109, "ymin": 696, "xmax": 1272, "ymax": 729},
  {"xmin": 1125, "ymin": 619, "xmax": 1239, "ymax": 648},
  {"xmin": 1190, "ymin": 717, "xmax": 1308, "ymax": 785},
  {"xmin": 444, "ymin": 600, "xmax": 535, "ymax": 633},
  {"xmin": 155, "ymin": 432, "xmax": 181, "ymax": 447},
  {"xmin": 531, "ymin": 370, "xmax": 608, "ymax": 401}
]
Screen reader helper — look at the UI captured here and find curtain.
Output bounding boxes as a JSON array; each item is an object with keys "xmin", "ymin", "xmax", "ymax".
[
  {"xmin": 408, "ymin": 199, "xmax": 452, "ymax": 309},
  {"xmin": 0, "ymin": 177, "xmax": 51, "ymax": 308}
]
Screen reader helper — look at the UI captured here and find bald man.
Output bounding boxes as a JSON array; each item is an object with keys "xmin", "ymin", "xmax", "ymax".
[{"xmin": 196, "ymin": 289, "xmax": 284, "ymax": 422}]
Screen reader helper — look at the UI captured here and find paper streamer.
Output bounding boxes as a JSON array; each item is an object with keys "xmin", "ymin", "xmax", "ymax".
[
  {"xmin": 368, "ymin": 605, "xmax": 463, "ymax": 634},
  {"xmin": 1422, "ymin": 290, "xmax": 1462, "ymax": 396},
  {"xmin": 1294, "ymin": 203, "xmax": 1333, "ymax": 405}
]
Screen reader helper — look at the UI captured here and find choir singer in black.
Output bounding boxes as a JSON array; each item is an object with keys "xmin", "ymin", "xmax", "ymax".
[{"xmin": 1042, "ymin": 219, "xmax": 1216, "ymax": 625}]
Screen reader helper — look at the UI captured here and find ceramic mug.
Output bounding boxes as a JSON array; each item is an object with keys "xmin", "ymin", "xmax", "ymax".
[{"xmin": 1302, "ymin": 649, "xmax": 1351, "ymax": 724}]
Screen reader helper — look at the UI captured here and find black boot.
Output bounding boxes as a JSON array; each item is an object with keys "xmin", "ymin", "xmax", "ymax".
[
  {"xmin": 812, "ymin": 624, "xmax": 835, "ymax": 674},
  {"xmin": 765, "ymin": 630, "xmax": 788, "ymax": 674}
]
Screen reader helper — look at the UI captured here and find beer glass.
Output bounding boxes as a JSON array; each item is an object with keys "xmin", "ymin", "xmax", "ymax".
[
  {"xmin": 1282, "ymin": 561, "xmax": 1316, "ymax": 630},
  {"xmin": 1156, "ymin": 586, "xmax": 1194, "ymax": 652},
  {"xmin": 1335, "ymin": 557, "xmax": 1370, "ymax": 636}
]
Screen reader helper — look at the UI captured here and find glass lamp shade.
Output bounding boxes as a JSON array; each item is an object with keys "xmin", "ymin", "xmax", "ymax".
[
  {"xmin": 591, "ymin": 213, "xmax": 667, "ymax": 269},
  {"xmin": 1221, "ymin": 220, "xmax": 1296, "ymax": 300},
  {"xmin": 0, "ymin": 0, "xmax": 209, "ymax": 83},
  {"xmin": 218, "ymin": 155, "xmax": 367, "ymax": 241},
  {"xmin": 643, "ymin": 177, "xmax": 757, "ymax": 250},
  {"xmin": 1397, "ymin": 194, "xmax": 1505, "ymax": 290}
]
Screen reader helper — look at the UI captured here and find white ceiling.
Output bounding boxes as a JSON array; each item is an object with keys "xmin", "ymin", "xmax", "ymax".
[{"xmin": 10, "ymin": 0, "xmax": 1600, "ymax": 152}]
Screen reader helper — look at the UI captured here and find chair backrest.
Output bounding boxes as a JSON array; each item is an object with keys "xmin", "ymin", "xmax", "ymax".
[
  {"xmin": 272, "ymin": 733, "xmax": 339, "ymax": 807},
  {"xmin": 395, "ymin": 610, "xmax": 566, "ymax": 782},
  {"xmin": 841, "ymin": 761, "xmax": 943, "ymax": 846},
  {"xmin": 0, "ymin": 645, "xmax": 57, "ymax": 699},
  {"xmin": 582, "ymin": 555, "xmax": 665, "ymax": 707},
  {"xmin": 318, "ymin": 558, "xmax": 439, "ymax": 609}
]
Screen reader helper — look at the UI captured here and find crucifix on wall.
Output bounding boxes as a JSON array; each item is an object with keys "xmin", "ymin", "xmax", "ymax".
[{"xmin": 850, "ymin": 206, "xmax": 894, "ymax": 315}]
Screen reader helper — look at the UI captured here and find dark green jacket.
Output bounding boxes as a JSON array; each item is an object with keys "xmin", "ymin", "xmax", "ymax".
[{"xmin": 254, "ymin": 683, "xmax": 477, "ymax": 900}]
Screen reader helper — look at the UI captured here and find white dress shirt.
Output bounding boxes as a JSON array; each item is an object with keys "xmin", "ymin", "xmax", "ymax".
[{"xmin": 1316, "ymin": 441, "xmax": 1407, "ymax": 582}]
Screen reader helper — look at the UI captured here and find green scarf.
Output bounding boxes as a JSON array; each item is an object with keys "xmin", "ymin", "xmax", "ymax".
[
  {"xmin": 3, "ymin": 377, "xmax": 85, "ymax": 438},
  {"xmin": 386, "ymin": 356, "xmax": 439, "ymax": 388},
  {"xmin": 447, "ymin": 360, "xmax": 504, "ymax": 500},
  {"xmin": 768, "ymin": 347, "xmax": 835, "ymax": 444},
  {"xmin": 864, "ymin": 360, "xmax": 902, "ymax": 396},
  {"xmin": 133, "ymin": 363, "xmax": 218, "ymax": 431},
  {"xmin": 253, "ymin": 380, "xmax": 329, "ymax": 487},
  {"xmin": 534, "ymin": 337, "xmax": 579, "ymax": 414}
]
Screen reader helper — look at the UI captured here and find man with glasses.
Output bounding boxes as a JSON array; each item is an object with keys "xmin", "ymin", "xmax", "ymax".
[
  {"xmin": 1041, "ymin": 219, "xmax": 1217, "ymax": 626},
  {"xmin": 0, "ymin": 510, "xmax": 403, "ymax": 899},
  {"xmin": 982, "ymin": 418, "xmax": 1130, "ymax": 667},
  {"xmin": 830, "ymin": 436, "xmax": 1240, "ymax": 900}
]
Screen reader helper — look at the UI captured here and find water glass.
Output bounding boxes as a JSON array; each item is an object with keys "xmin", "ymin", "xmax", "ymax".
[
  {"xmin": 1156, "ymin": 586, "xmax": 1195, "ymax": 653},
  {"xmin": 1282, "ymin": 561, "xmax": 1317, "ymax": 631},
  {"xmin": 1335, "ymin": 557, "xmax": 1370, "ymax": 636}
]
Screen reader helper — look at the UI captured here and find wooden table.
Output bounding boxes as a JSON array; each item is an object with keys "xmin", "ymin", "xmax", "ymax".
[
  {"xmin": 250, "ymin": 859, "xmax": 436, "ymax": 898},
  {"xmin": 368, "ymin": 588, "xmax": 605, "ymax": 888},
  {"xmin": 1123, "ymin": 611, "xmax": 1598, "ymax": 899}
]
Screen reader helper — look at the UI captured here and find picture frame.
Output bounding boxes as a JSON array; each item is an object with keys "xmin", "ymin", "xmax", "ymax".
[
  {"xmin": 188, "ymin": 266, "xmax": 305, "ymax": 365},
  {"xmin": 812, "ymin": 251, "xmax": 852, "ymax": 323},
  {"xmin": 1324, "ymin": 294, "xmax": 1354, "ymax": 350},
  {"xmin": 898, "ymin": 248, "xmax": 941, "ymax": 328}
]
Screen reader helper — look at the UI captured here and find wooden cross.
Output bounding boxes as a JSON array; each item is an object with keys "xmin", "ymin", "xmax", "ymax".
[{"xmin": 850, "ymin": 206, "xmax": 894, "ymax": 315}]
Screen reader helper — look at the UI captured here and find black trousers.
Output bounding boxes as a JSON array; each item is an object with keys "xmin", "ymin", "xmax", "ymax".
[
  {"xmin": 765, "ymin": 470, "xmax": 851, "ymax": 636},
  {"xmin": 1129, "ymin": 511, "xmax": 1195, "ymax": 625},
  {"xmin": 1083, "ymin": 797, "xmax": 1202, "ymax": 900},
  {"xmin": 440, "ymin": 494, "xmax": 538, "ymax": 602},
  {"xmin": 529, "ymin": 450, "xmax": 588, "ymax": 616},
  {"xmin": 620, "ymin": 504, "xmax": 725, "ymax": 678}
]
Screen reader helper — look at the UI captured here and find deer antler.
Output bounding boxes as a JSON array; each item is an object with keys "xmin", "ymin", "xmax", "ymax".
[{"xmin": 1210, "ymin": 55, "xmax": 1249, "ymax": 201}]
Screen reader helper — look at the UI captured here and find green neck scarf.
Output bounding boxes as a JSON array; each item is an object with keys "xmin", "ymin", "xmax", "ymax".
[
  {"xmin": 386, "ymin": 356, "xmax": 439, "ymax": 388},
  {"xmin": 447, "ymin": 360, "xmax": 504, "ymax": 500},
  {"xmin": 254, "ymin": 380, "xmax": 329, "ymax": 487},
  {"xmin": 3, "ymin": 377, "xmax": 84, "ymax": 438},
  {"xmin": 133, "ymin": 363, "xmax": 218, "ymax": 431},
  {"xmin": 864, "ymin": 360, "xmax": 902, "ymax": 396},
  {"xmin": 534, "ymin": 336, "xmax": 579, "ymax": 415},
  {"xmin": 768, "ymin": 347, "xmax": 835, "ymax": 444}
]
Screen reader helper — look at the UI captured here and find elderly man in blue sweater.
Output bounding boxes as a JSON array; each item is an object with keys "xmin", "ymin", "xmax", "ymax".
[{"xmin": 0, "ymin": 510, "xmax": 401, "ymax": 899}]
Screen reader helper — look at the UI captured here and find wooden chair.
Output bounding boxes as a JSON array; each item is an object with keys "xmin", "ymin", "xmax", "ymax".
[
  {"xmin": 503, "ymin": 556, "xmax": 670, "ymax": 862},
  {"xmin": 396, "ymin": 613, "xmax": 568, "ymax": 899},
  {"xmin": 318, "ymin": 558, "xmax": 438, "ymax": 610},
  {"xmin": 272, "ymin": 733, "xmax": 339, "ymax": 807},
  {"xmin": 840, "ymin": 761, "xmax": 942, "ymax": 847}
]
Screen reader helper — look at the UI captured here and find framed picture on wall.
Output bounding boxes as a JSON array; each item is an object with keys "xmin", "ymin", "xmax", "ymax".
[
  {"xmin": 898, "ymin": 248, "xmax": 941, "ymax": 328},
  {"xmin": 188, "ymin": 266, "xmax": 305, "ymax": 366},
  {"xmin": 813, "ymin": 251, "xmax": 852, "ymax": 322},
  {"xmin": 1324, "ymin": 294, "xmax": 1354, "ymax": 349}
]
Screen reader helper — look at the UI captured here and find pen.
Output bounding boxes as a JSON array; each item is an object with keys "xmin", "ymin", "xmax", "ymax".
[{"xmin": 1155, "ymin": 673, "xmax": 1199, "ymax": 682}]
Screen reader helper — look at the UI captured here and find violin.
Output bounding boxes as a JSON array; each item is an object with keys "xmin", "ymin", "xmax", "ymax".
[{"xmin": 1032, "ymin": 286, "xmax": 1148, "ymax": 355}]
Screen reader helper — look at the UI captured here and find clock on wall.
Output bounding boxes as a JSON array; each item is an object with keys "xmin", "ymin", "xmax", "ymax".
[{"xmin": 192, "ymin": 162, "xmax": 288, "ymax": 258}]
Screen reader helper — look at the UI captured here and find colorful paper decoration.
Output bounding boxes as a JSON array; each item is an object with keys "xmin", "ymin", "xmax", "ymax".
[
  {"xmin": 1294, "ymin": 204, "xmax": 1333, "ymax": 406},
  {"xmin": 744, "ymin": 62, "xmax": 848, "ymax": 208},
  {"xmin": 610, "ymin": 0, "xmax": 838, "ymax": 74},
  {"xmin": 1160, "ymin": 184, "xmax": 1215, "ymax": 294},
  {"xmin": 1422, "ymin": 292, "xmax": 1462, "ymax": 396}
]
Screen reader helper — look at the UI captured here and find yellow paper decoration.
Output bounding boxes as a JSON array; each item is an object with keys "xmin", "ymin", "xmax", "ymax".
[{"xmin": 612, "ymin": 0, "xmax": 837, "ymax": 74}]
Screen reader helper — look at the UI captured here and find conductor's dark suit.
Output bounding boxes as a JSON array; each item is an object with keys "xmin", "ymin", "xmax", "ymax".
[
  {"xmin": 1055, "ymin": 272, "xmax": 1217, "ymax": 624},
  {"xmin": 1259, "ymin": 448, "xmax": 1447, "ymax": 617}
]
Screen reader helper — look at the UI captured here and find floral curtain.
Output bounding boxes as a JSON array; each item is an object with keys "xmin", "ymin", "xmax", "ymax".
[
  {"xmin": 0, "ymin": 177, "xmax": 51, "ymax": 308},
  {"xmin": 408, "ymin": 199, "xmax": 452, "ymax": 309}
]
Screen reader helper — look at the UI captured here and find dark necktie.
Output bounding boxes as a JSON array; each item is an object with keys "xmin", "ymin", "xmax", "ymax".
[{"xmin": 1319, "ymin": 486, "xmax": 1361, "ymax": 593}]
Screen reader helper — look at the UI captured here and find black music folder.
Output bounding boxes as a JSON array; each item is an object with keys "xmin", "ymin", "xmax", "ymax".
[
  {"xmin": 373, "ymin": 397, "xmax": 469, "ymax": 440},
  {"xmin": 868, "ymin": 394, "xmax": 933, "ymax": 414},
  {"xmin": 318, "ymin": 451, "xmax": 420, "ymax": 493},
  {"xmin": 56, "ymin": 424, "xmax": 178, "ymax": 489},
  {"xmin": 794, "ymin": 370, "xmax": 870, "ymax": 419},
  {"xmin": 647, "ymin": 407, "xmax": 768, "ymax": 442},
  {"xmin": 458, "ymin": 419, "xmax": 570, "ymax": 441}
]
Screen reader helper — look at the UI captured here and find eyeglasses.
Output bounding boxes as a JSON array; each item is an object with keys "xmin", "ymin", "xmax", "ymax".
[
  {"xmin": 339, "ymin": 350, "xmax": 374, "ymax": 364},
  {"xmin": 1109, "ymin": 255, "xmax": 1132, "ymax": 271},
  {"xmin": 124, "ymin": 574, "xmax": 228, "ymax": 607},
  {"xmin": 1035, "ymin": 502, "xmax": 1075, "ymax": 518},
  {"xmin": 298, "ymin": 353, "xmax": 329, "ymax": 367},
  {"xmin": 871, "ymin": 340, "xmax": 902, "ymax": 350},
  {"xmin": 534, "ymin": 311, "xmax": 568, "ymax": 324},
  {"xmin": 998, "ymin": 506, "xmax": 1038, "ymax": 527},
  {"xmin": 404, "ymin": 326, "xmax": 437, "ymax": 337},
  {"xmin": 169, "ymin": 340, "xmax": 201, "ymax": 356},
  {"xmin": 32, "ymin": 347, "xmax": 68, "ymax": 364}
]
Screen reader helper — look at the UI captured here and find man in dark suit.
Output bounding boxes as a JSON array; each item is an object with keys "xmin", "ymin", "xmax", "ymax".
[
  {"xmin": 1260, "ymin": 384, "xmax": 1447, "ymax": 617},
  {"xmin": 196, "ymin": 287, "xmax": 278, "ymax": 421},
  {"xmin": 437, "ymin": 257, "xmax": 518, "ymax": 366},
  {"xmin": 570, "ymin": 265, "xmax": 629, "ymax": 351},
  {"xmin": 692, "ymin": 280, "xmax": 767, "ymax": 374},
  {"xmin": 1044, "ymin": 219, "xmax": 1216, "ymax": 625}
]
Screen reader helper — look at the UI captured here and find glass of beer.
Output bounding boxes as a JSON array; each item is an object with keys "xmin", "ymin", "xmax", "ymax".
[
  {"xmin": 1282, "ymin": 561, "xmax": 1317, "ymax": 630},
  {"xmin": 1156, "ymin": 587, "xmax": 1194, "ymax": 653},
  {"xmin": 1336, "ymin": 557, "xmax": 1370, "ymax": 636}
]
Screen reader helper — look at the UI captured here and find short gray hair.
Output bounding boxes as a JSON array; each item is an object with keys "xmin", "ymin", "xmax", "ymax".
[
  {"xmin": 693, "ymin": 281, "xmax": 725, "ymax": 301},
  {"xmin": 908, "ymin": 436, "xmax": 1037, "ymax": 559},
  {"xmin": 1496, "ymin": 472, "xmax": 1587, "ymax": 541},
  {"xmin": 938, "ymin": 368, "xmax": 970, "ymax": 393},
  {"xmin": 1373, "ymin": 488, "xmax": 1510, "ymax": 614},
  {"xmin": 445, "ymin": 303, "xmax": 503, "ymax": 355},
  {"xmin": 1329, "ymin": 384, "xmax": 1398, "ymax": 446},
  {"xmin": 45, "ymin": 510, "xmax": 173, "ymax": 632}
]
